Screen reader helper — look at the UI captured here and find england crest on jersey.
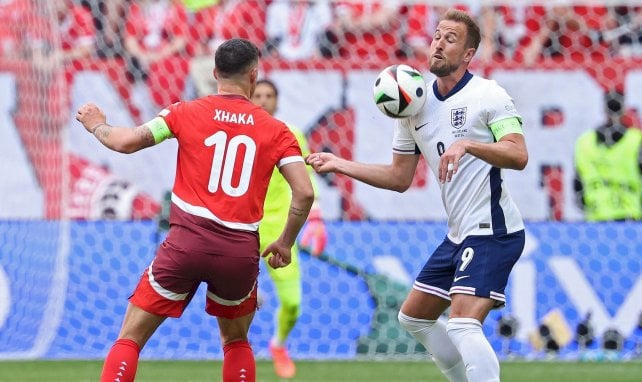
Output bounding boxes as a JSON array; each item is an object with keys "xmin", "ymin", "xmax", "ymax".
[{"xmin": 451, "ymin": 107, "xmax": 467, "ymax": 129}]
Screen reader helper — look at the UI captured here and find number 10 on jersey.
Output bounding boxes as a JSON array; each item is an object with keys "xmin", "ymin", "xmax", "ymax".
[{"xmin": 205, "ymin": 131, "xmax": 256, "ymax": 197}]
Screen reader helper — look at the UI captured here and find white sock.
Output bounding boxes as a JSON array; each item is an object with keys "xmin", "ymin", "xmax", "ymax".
[
  {"xmin": 398, "ymin": 312, "xmax": 468, "ymax": 382},
  {"xmin": 447, "ymin": 317, "xmax": 500, "ymax": 382}
]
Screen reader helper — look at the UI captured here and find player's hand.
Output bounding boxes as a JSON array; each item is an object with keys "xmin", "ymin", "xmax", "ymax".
[
  {"xmin": 299, "ymin": 209, "xmax": 327, "ymax": 257},
  {"xmin": 76, "ymin": 103, "xmax": 106, "ymax": 134},
  {"xmin": 438, "ymin": 140, "xmax": 467, "ymax": 183},
  {"xmin": 306, "ymin": 152, "xmax": 338, "ymax": 174},
  {"xmin": 261, "ymin": 241, "xmax": 292, "ymax": 269}
]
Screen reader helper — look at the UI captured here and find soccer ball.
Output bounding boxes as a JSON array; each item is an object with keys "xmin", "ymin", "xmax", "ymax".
[{"xmin": 373, "ymin": 64, "xmax": 427, "ymax": 119}]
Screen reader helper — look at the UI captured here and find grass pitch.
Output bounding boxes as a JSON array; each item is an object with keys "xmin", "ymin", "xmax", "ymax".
[{"xmin": 0, "ymin": 360, "xmax": 641, "ymax": 381}]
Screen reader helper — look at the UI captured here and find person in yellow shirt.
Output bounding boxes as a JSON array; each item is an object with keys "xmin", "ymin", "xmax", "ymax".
[
  {"xmin": 574, "ymin": 90, "xmax": 642, "ymax": 221},
  {"xmin": 251, "ymin": 78, "xmax": 327, "ymax": 379}
]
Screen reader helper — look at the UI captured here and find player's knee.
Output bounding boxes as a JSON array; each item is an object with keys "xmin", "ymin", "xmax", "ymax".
[
  {"xmin": 446, "ymin": 317, "xmax": 482, "ymax": 340},
  {"xmin": 398, "ymin": 311, "xmax": 435, "ymax": 334}
]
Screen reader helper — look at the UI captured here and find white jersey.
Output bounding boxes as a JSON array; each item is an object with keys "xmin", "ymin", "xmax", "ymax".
[{"xmin": 394, "ymin": 72, "xmax": 524, "ymax": 243}]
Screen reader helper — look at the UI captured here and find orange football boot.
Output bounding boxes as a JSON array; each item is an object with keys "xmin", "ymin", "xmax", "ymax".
[{"xmin": 269, "ymin": 343, "xmax": 296, "ymax": 379}]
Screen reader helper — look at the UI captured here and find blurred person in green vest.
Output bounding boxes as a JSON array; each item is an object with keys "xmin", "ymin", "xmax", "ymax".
[
  {"xmin": 251, "ymin": 78, "xmax": 327, "ymax": 379},
  {"xmin": 182, "ymin": 0, "xmax": 218, "ymax": 12},
  {"xmin": 574, "ymin": 90, "xmax": 642, "ymax": 221}
]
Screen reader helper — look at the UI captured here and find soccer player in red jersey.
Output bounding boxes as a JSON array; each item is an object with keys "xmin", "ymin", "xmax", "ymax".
[{"xmin": 75, "ymin": 38, "xmax": 314, "ymax": 382}]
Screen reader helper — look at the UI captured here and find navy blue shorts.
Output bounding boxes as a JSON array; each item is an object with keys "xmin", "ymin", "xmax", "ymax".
[{"xmin": 413, "ymin": 230, "xmax": 525, "ymax": 308}]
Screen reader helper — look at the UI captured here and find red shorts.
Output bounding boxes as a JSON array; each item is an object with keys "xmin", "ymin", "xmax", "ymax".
[{"xmin": 130, "ymin": 205, "xmax": 260, "ymax": 319}]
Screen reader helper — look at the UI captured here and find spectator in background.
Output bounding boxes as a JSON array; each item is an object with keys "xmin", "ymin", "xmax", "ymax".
[
  {"xmin": 124, "ymin": 0, "xmax": 189, "ymax": 112},
  {"xmin": 263, "ymin": 0, "xmax": 332, "ymax": 61},
  {"xmin": 403, "ymin": 3, "xmax": 444, "ymax": 59},
  {"xmin": 322, "ymin": 1, "xmax": 405, "ymax": 62},
  {"xmin": 574, "ymin": 90, "xmax": 642, "ymax": 221},
  {"xmin": 477, "ymin": 4, "xmax": 527, "ymax": 63},
  {"xmin": 182, "ymin": 0, "xmax": 219, "ymax": 58},
  {"xmin": 0, "ymin": 0, "xmax": 31, "ymax": 60},
  {"xmin": 29, "ymin": 0, "xmax": 95, "ymax": 73},
  {"xmin": 250, "ymin": 79, "xmax": 327, "ymax": 379},
  {"xmin": 24, "ymin": 0, "xmax": 95, "ymax": 130},
  {"xmin": 404, "ymin": 0, "xmax": 526, "ymax": 63},
  {"xmin": 81, "ymin": 0, "xmax": 129, "ymax": 59},
  {"xmin": 188, "ymin": 0, "xmax": 266, "ymax": 98},
  {"xmin": 596, "ymin": 5, "xmax": 642, "ymax": 57},
  {"xmin": 519, "ymin": 4, "xmax": 603, "ymax": 66},
  {"xmin": 81, "ymin": 0, "xmax": 148, "ymax": 124}
]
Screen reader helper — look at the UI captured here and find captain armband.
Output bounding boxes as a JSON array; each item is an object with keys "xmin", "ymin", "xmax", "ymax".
[
  {"xmin": 145, "ymin": 117, "xmax": 174, "ymax": 144},
  {"xmin": 489, "ymin": 117, "xmax": 523, "ymax": 141}
]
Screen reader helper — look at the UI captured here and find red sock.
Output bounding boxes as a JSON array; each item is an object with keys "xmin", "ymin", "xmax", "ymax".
[
  {"xmin": 222, "ymin": 340, "xmax": 255, "ymax": 382},
  {"xmin": 100, "ymin": 338, "xmax": 140, "ymax": 382}
]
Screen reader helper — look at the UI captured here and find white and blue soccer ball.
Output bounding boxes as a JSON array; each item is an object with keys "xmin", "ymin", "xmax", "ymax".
[{"xmin": 373, "ymin": 64, "xmax": 427, "ymax": 119}]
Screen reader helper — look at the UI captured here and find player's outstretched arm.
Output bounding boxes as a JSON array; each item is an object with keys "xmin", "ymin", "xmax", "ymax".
[
  {"xmin": 76, "ymin": 102, "xmax": 157, "ymax": 154},
  {"xmin": 262, "ymin": 161, "xmax": 314, "ymax": 269},
  {"xmin": 306, "ymin": 152, "xmax": 419, "ymax": 193}
]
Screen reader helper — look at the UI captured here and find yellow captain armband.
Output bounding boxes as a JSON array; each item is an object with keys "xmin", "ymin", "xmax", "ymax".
[
  {"xmin": 145, "ymin": 117, "xmax": 174, "ymax": 144},
  {"xmin": 489, "ymin": 117, "xmax": 523, "ymax": 141}
]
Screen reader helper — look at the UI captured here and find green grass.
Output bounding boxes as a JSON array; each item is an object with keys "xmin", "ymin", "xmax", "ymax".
[{"xmin": 0, "ymin": 360, "xmax": 641, "ymax": 381}]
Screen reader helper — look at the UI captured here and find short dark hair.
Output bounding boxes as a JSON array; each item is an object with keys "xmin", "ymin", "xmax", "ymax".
[
  {"xmin": 215, "ymin": 38, "xmax": 259, "ymax": 78},
  {"xmin": 256, "ymin": 79, "xmax": 279, "ymax": 97},
  {"xmin": 442, "ymin": 9, "xmax": 481, "ymax": 51}
]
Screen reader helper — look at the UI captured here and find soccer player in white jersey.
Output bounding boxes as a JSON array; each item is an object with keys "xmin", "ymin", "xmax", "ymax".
[{"xmin": 307, "ymin": 9, "xmax": 527, "ymax": 382}]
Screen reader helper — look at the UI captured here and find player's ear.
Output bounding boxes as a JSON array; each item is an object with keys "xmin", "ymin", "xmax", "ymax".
[
  {"xmin": 213, "ymin": 67, "xmax": 219, "ymax": 80},
  {"xmin": 464, "ymin": 47, "xmax": 476, "ymax": 63},
  {"xmin": 249, "ymin": 67, "xmax": 258, "ymax": 83}
]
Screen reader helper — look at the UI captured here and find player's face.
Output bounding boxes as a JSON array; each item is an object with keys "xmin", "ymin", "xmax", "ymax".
[
  {"xmin": 251, "ymin": 83, "xmax": 278, "ymax": 116},
  {"xmin": 429, "ymin": 20, "xmax": 470, "ymax": 77}
]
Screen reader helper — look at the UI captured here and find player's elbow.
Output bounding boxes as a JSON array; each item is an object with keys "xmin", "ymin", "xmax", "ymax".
[
  {"xmin": 390, "ymin": 178, "xmax": 412, "ymax": 193},
  {"xmin": 111, "ymin": 142, "xmax": 142, "ymax": 154},
  {"xmin": 513, "ymin": 151, "xmax": 528, "ymax": 170},
  {"xmin": 110, "ymin": 135, "xmax": 147, "ymax": 154},
  {"xmin": 294, "ymin": 185, "xmax": 315, "ymax": 211},
  {"xmin": 302, "ymin": 187, "xmax": 315, "ymax": 209}
]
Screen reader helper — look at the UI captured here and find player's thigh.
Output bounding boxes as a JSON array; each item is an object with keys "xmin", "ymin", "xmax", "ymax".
[
  {"xmin": 129, "ymin": 242, "xmax": 202, "ymax": 318},
  {"xmin": 449, "ymin": 294, "xmax": 495, "ymax": 322},
  {"xmin": 400, "ymin": 288, "xmax": 451, "ymax": 320},
  {"xmin": 204, "ymin": 255, "xmax": 260, "ymax": 319},
  {"xmin": 413, "ymin": 238, "xmax": 459, "ymax": 302}
]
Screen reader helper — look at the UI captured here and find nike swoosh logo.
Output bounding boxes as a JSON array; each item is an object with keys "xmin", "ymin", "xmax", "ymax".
[
  {"xmin": 414, "ymin": 122, "xmax": 429, "ymax": 131},
  {"xmin": 453, "ymin": 275, "xmax": 470, "ymax": 282}
]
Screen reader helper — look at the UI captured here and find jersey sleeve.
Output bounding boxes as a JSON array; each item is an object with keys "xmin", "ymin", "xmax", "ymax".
[
  {"xmin": 158, "ymin": 102, "xmax": 184, "ymax": 138},
  {"xmin": 393, "ymin": 118, "xmax": 420, "ymax": 155},
  {"xmin": 486, "ymin": 81, "xmax": 522, "ymax": 126}
]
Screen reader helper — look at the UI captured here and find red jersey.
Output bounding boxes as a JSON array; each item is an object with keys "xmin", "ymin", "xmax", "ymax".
[{"xmin": 161, "ymin": 95, "xmax": 303, "ymax": 231}]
